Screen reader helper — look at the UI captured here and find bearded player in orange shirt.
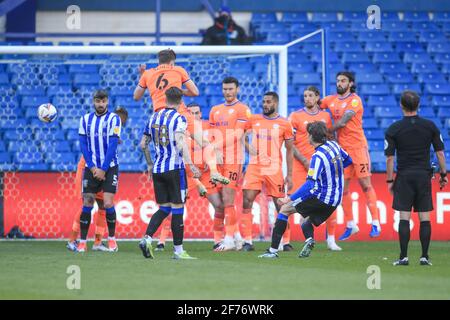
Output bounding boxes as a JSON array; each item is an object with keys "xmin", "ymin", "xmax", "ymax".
[
  {"xmin": 209, "ymin": 77, "xmax": 252, "ymax": 251},
  {"xmin": 66, "ymin": 106, "xmax": 128, "ymax": 252},
  {"xmin": 321, "ymin": 72, "xmax": 381, "ymax": 240},
  {"xmin": 289, "ymin": 86, "xmax": 341, "ymax": 250},
  {"xmin": 240, "ymin": 92, "xmax": 294, "ymax": 251}
]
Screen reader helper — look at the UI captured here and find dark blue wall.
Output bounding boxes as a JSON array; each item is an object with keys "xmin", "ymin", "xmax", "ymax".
[
  {"xmin": 7, "ymin": 0, "xmax": 36, "ymax": 41},
  {"xmin": 37, "ymin": 0, "xmax": 450, "ymax": 12}
]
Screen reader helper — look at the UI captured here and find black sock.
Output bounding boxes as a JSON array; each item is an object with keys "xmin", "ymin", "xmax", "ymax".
[
  {"xmin": 79, "ymin": 206, "xmax": 92, "ymax": 240},
  {"xmin": 271, "ymin": 215, "xmax": 288, "ymax": 250},
  {"xmin": 419, "ymin": 221, "xmax": 431, "ymax": 259},
  {"xmin": 171, "ymin": 208, "xmax": 185, "ymax": 246},
  {"xmin": 145, "ymin": 209, "xmax": 170, "ymax": 237},
  {"xmin": 301, "ymin": 219, "xmax": 314, "ymax": 240},
  {"xmin": 398, "ymin": 220, "xmax": 410, "ymax": 259},
  {"xmin": 105, "ymin": 207, "xmax": 116, "ymax": 238}
]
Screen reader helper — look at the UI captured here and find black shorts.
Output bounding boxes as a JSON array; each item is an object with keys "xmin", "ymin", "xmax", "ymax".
[
  {"xmin": 153, "ymin": 169, "xmax": 187, "ymax": 204},
  {"xmin": 393, "ymin": 172, "xmax": 433, "ymax": 212},
  {"xmin": 82, "ymin": 166, "xmax": 119, "ymax": 194},
  {"xmin": 294, "ymin": 198, "xmax": 337, "ymax": 227}
]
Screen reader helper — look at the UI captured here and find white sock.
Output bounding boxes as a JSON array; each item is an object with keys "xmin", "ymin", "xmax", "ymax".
[
  {"xmin": 327, "ymin": 235, "xmax": 335, "ymax": 243},
  {"xmin": 372, "ymin": 220, "xmax": 381, "ymax": 228},
  {"xmin": 234, "ymin": 232, "xmax": 242, "ymax": 240},
  {"xmin": 269, "ymin": 247, "xmax": 278, "ymax": 253},
  {"xmin": 108, "ymin": 236, "xmax": 115, "ymax": 240},
  {"xmin": 224, "ymin": 235, "xmax": 234, "ymax": 243},
  {"xmin": 174, "ymin": 245, "xmax": 183, "ymax": 254},
  {"xmin": 246, "ymin": 239, "xmax": 253, "ymax": 245},
  {"xmin": 144, "ymin": 235, "xmax": 152, "ymax": 242},
  {"xmin": 80, "ymin": 239, "xmax": 87, "ymax": 244},
  {"xmin": 346, "ymin": 220, "xmax": 355, "ymax": 228}
]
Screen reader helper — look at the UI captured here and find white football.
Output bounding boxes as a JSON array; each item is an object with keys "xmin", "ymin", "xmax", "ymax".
[{"xmin": 38, "ymin": 103, "xmax": 58, "ymax": 123}]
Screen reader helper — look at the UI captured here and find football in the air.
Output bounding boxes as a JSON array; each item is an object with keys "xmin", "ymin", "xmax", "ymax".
[{"xmin": 38, "ymin": 103, "xmax": 58, "ymax": 123}]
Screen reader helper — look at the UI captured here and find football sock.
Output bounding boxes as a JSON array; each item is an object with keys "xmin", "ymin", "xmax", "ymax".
[
  {"xmin": 105, "ymin": 207, "xmax": 116, "ymax": 238},
  {"xmin": 171, "ymin": 208, "xmax": 185, "ymax": 246},
  {"xmin": 419, "ymin": 221, "xmax": 431, "ymax": 259},
  {"xmin": 282, "ymin": 215, "xmax": 293, "ymax": 245},
  {"xmin": 79, "ymin": 206, "xmax": 93, "ymax": 241},
  {"xmin": 94, "ymin": 209, "xmax": 106, "ymax": 244},
  {"xmin": 326, "ymin": 211, "xmax": 337, "ymax": 236},
  {"xmin": 158, "ymin": 216, "xmax": 172, "ymax": 244},
  {"xmin": 224, "ymin": 205, "xmax": 237, "ymax": 238},
  {"xmin": 399, "ymin": 219, "xmax": 410, "ymax": 259},
  {"xmin": 301, "ymin": 220, "xmax": 314, "ymax": 240},
  {"xmin": 271, "ymin": 213, "xmax": 288, "ymax": 250},
  {"xmin": 342, "ymin": 191, "xmax": 353, "ymax": 226},
  {"xmin": 145, "ymin": 207, "xmax": 171, "ymax": 237},
  {"xmin": 240, "ymin": 208, "xmax": 253, "ymax": 242},
  {"xmin": 364, "ymin": 186, "xmax": 380, "ymax": 221},
  {"xmin": 213, "ymin": 211, "xmax": 225, "ymax": 244},
  {"xmin": 70, "ymin": 211, "xmax": 81, "ymax": 242}
]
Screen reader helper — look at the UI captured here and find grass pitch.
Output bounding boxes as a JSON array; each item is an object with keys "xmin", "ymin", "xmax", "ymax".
[{"xmin": 1, "ymin": 240, "xmax": 449, "ymax": 299}]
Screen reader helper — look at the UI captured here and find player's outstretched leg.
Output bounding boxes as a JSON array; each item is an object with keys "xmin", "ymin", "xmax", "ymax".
[
  {"xmin": 171, "ymin": 207, "xmax": 197, "ymax": 259},
  {"xmin": 326, "ymin": 212, "xmax": 342, "ymax": 251},
  {"xmin": 139, "ymin": 206, "xmax": 171, "ymax": 259}
]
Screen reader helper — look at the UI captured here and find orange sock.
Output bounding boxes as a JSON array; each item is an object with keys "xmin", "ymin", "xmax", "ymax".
[
  {"xmin": 69, "ymin": 211, "xmax": 81, "ymax": 242},
  {"xmin": 224, "ymin": 205, "xmax": 237, "ymax": 238},
  {"xmin": 240, "ymin": 209, "xmax": 253, "ymax": 242},
  {"xmin": 94, "ymin": 209, "xmax": 106, "ymax": 245},
  {"xmin": 159, "ymin": 216, "xmax": 172, "ymax": 244},
  {"xmin": 213, "ymin": 212, "xmax": 225, "ymax": 244},
  {"xmin": 364, "ymin": 186, "xmax": 380, "ymax": 221},
  {"xmin": 326, "ymin": 211, "xmax": 337, "ymax": 237},
  {"xmin": 342, "ymin": 191, "xmax": 353, "ymax": 223},
  {"xmin": 282, "ymin": 215, "xmax": 293, "ymax": 244}
]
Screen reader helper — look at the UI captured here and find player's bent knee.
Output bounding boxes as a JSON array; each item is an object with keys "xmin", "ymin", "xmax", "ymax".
[{"xmin": 83, "ymin": 194, "xmax": 95, "ymax": 206}]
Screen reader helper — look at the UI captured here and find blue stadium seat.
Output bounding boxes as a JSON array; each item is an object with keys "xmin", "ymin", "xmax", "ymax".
[
  {"xmin": 445, "ymin": 119, "xmax": 450, "ymax": 129},
  {"xmin": 266, "ymin": 32, "xmax": 290, "ymax": 44},
  {"xmin": 385, "ymin": 72, "xmax": 414, "ymax": 84},
  {"xmin": 424, "ymin": 83, "xmax": 450, "ymax": 95},
  {"xmin": 364, "ymin": 41, "xmax": 393, "ymax": 52},
  {"xmin": 410, "ymin": 62, "xmax": 439, "ymax": 73},
  {"xmin": 3, "ymin": 129, "xmax": 33, "ymax": 141},
  {"xmin": 429, "ymin": 118, "xmax": 443, "ymax": 128},
  {"xmin": 0, "ymin": 118, "xmax": 28, "ymax": 130},
  {"xmin": 40, "ymin": 141, "xmax": 71, "ymax": 153},
  {"xmin": 316, "ymin": 63, "xmax": 345, "ymax": 74},
  {"xmin": 281, "ymin": 12, "xmax": 308, "ymax": 23},
  {"xmin": 150, "ymin": 41, "xmax": 176, "ymax": 46},
  {"xmin": 392, "ymin": 83, "xmax": 422, "ymax": 95},
  {"xmin": 427, "ymin": 42, "xmax": 450, "ymax": 53},
  {"xmin": 410, "ymin": 21, "xmax": 441, "ymax": 31},
  {"xmin": 292, "ymin": 73, "xmax": 321, "ymax": 85},
  {"xmin": 403, "ymin": 12, "xmax": 430, "ymax": 21},
  {"xmin": 368, "ymin": 140, "xmax": 384, "ymax": 151},
  {"xmin": 381, "ymin": 12, "xmax": 399, "ymax": 20},
  {"xmin": 403, "ymin": 52, "xmax": 432, "ymax": 64},
  {"xmin": 46, "ymin": 85, "xmax": 72, "ymax": 97},
  {"xmin": 372, "ymin": 52, "xmax": 401, "ymax": 63},
  {"xmin": 66, "ymin": 129, "xmax": 79, "ymax": 141},
  {"xmin": 367, "ymin": 95, "xmax": 397, "ymax": 107},
  {"xmin": 73, "ymin": 73, "xmax": 101, "ymax": 86},
  {"xmin": 342, "ymin": 52, "xmax": 370, "ymax": 63},
  {"xmin": 310, "ymin": 51, "xmax": 340, "ymax": 63},
  {"xmin": 431, "ymin": 96, "xmax": 450, "ymax": 107},
  {"xmin": 433, "ymin": 53, "xmax": 450, "ymax": 64},
  {"xmin": 0, "ymin": 141, "xmax": 5, "ymax": 152},
  {"xmin": 49, "ymin": 163, "xmax": 77, "ymax": 172},
  {"xmin": 374, "ymin": 107, "xmax": 403, "ymax": 118},
  {"xmin": 357, "ymin": 73, "xmax": 384, "ymax": 84},
  {"xmin": 334, "ymin": 42, "xmax": 364, "ymax": 53},
  {"xmin": 365, "ymin": 129, "xmax": 384, "ymax": 140},
  {"xmin": 329, "ymin": 31, "xmax": 354, "ymax": 43},
  {"xmin": 290, "ymin": 23, "xmax": 318, "ymax": 35},
  {"xmin": 388, "ymin": 31, "xmax": 416, "ymax": 42},
  {"xmin": 360, "ymin": 84, "xmax": 390, "ymax": 95},
  {"xmin": 372, "ymin": 162, "xmax": 387, "ymax": 172},
  {"xmin": 17, "ymin": 163, "xmax": 49, "ymax": 171},
  {"xmin": 118, "ymin": 150, "xmax": 142, "ymax": 164},
  {"xmin": 44, "ymin": 152, "xmax": 76, "ymax": 164},
  {"xmin": 383, "ymin": 21, "xmax": 410, "ymax": 31},
  {"xmin": 362, "ymin": 118, "xmax": 378, "ymax": 129},
  {"xmin": 342, "ymin": 12, "xmax": 367, "ymax": 21},
  {"xmin": 115, "ymin": 96, "xmax": 144, "ymax": 108},
  {"xmin": 433, "ymin": 12, "xmax": 450, "ymax": 22},
  {"xmin": 418, "ymin": 107, "xmax": 435, "ymax": 117},
  {"xmin": 441, "ymin": 63, "xmax": 450, "ymax": 75},
  {"xmin": 379, "ymin": 118, "xmax": 398, "ymax": 128},
  {"xmin": 120, "ymin": 41, "xmax": 146, "ymax": 46},
  {"xmin": 319, "ymin": 22, "xmax": 350, "ymax": 31},
  {"xmin": 0, "ymin": 152, "xmax": 11, "ymax": 163},
  {"xmin": 290, "ymin": 62, "xmax": 315, "ymax": 73},
  {"xmin": 311, "ymin": 12, "xmax": 338, "ymax": 22},
  {"xmin": 437, "ymin": 107, "xmax": 450, "ymax": 118},
  {"xmin": 419, "ymin": 31, "xmax": 447, "ymax": 42},
  {"xmin": 395, "ymin": 42, "xmax": 425, "ymax": 53},
  {"xmin": 378, "ymin": 63, "xmax": 409, "ymax": 74},
  {"xmin": 370, "ymin": 151, "xmax": 386, "ymax": 163},
  {"xmin": 21, "ymin": 96, "xmax": 49, "ymax": 108},
  {"xmin": 251, "ymin": 13, "xmax": 277, "ymax": 23},
  {"xmin": 347, "ymin": 62, "xmax": 377, "ymax": 73},
  {"xmin": 417, "ymin": 73, "xmax": 447, "ymax": 84},
  {"xmin": 257, "ymin": 23, "xmax": 285, "ymax": 34},
  {"xmin": 14, "ymin": 151, "xmax": 44, "ymax": 164},
  {"xmin": 357, "ymin": 31, "xmax": 386, "ymax": 42},
  {"xmin": 16, "ymin": 85, "xmax": 46, "ymax": 96},
  {"xmin": 301, "ymin": 43, "xmax": 322, "ymax": 53}
]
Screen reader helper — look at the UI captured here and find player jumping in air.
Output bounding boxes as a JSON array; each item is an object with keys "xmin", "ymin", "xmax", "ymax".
[
  {"xmin": 240, "ymin": 92, "xmax": 294, "ymax": 251},
  {"xmin": 289, "ymin": 86, "xmax": 341, "ymax": 251},
  {"xmin": 321, "ymin": 72, "xmax": 381, "ymax": 240}
]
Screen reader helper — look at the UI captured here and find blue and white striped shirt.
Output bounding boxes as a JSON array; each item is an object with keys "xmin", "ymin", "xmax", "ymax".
[
  {"xmin": 78, "ymin": 111, "xmax": 121, "ymax": 169},
  {"xmin": 291, "ymin": 140, "xmax": 352, "ymax": 207},
  {"xmin": 143, "ymin": 108, "xmax": 187, "ymax": 174}
]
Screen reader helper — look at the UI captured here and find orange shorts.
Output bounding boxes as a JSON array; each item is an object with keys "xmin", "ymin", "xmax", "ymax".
[
  {"xmin": 344, "ymin": 147, "xmax": 372, "ymax": 179},
  {"xmin": 289, "ymin": 160, "xmax": 308, "ymax": 194},
  {"xmin": 243, "ymin": 165, "xmax": 285, "ymax": 198},
  {"xmin": 217, "ymin": 163, "xmax": 243, "ymax": 190}
]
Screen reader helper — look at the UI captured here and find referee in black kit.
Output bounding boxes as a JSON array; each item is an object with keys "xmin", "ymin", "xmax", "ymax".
[{"xmin": 385, "ymin": 90, "xmax": 448, "ymax": 266}]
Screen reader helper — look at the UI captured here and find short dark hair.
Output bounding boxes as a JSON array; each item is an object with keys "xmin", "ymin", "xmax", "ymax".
[
  {"xmin": 336, "ymin": 71, "xmax": 356, "ymax": 93},
  {"xmin": 307, "ymin": 121, "xmax": 328, "ymax": 144},
  {"xmin": 187, "ymin": 102, "xmax": 200, "ymax": 108},
  {"xmin": 165, "ymin": 87, "xmax": 183, "ymax": 105},
  {"xmin": 93, "ymin": 89, "xmax": 108, "ymax": 99},
  {"xmin": 264, "ymin": 91, "xmax": 279, "ymax": 103},
  {"xmin": 222, "ymin": 76, "xmax": 239, "ymax": 87},
  {"xmin": 158, "ymin": 49, "xmax": 176, "ymax": 64},
  {"xmin": 400, "ymin": 90, "xmax": 420, "ymax": 112}
]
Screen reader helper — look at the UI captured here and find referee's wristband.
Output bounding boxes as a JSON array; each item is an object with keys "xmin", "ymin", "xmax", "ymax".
[{"xmin": 386, "ymin": 179, "xmax": 394, "ymax": 183}]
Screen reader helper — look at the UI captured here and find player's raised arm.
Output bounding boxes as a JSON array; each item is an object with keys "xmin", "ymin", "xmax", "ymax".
[
  {"xmin": 182, "ymin": 79, "xmax": 199, "ymax": 97},
  {"xmin": 134, "ymin": 66, "xmax": 147, "ymax": 101}
]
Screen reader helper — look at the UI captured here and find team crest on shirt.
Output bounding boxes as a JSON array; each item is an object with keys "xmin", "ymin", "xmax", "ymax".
[
  {"xmin": 228, "ymin": 109, "xmax": 234, "ymax": 114},
  {"xmin": 273, "ymin": 124, "xmax": 279, "ymax": 129},
  {"xmin": 351, "ymin": 99, "xmax": 359, "ymax": 107},
  {"xmin": 246, "ymin": 109, "xmax": 252, "ymax": 118},
  {"xmin": 341, "ymin": 102, "xmax": 347, "ymax": 108},
  {"xmin": 113, "ymin": 126, "xmax": 120, "ymax": 135},
  {"xmin": 308, "ymin": 168, "xmax": 315, "ymax": 176},
  {"xmin": 255, "ymin": 122, "xmax": 260, "ymax": 126}
]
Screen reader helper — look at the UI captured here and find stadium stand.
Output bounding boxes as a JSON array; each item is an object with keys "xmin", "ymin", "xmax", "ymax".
[{"xmin": 0, "ymin": 11, "xmax": 449, "ymax": 172}]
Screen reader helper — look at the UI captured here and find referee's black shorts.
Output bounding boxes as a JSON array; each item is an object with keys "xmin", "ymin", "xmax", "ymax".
[
  {"xmin": 153, "ymin": 168, "xmax": 187, "ymax": 204},
  {"xmin": 393, "ymin": 171, "xmax": 433, "ymax": 212},
  {"xmin": 294, "ymin": 198, "xmax": 337, "ymax": 226}
]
